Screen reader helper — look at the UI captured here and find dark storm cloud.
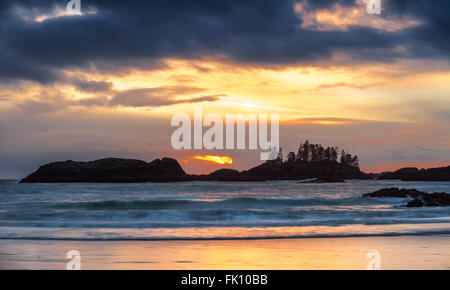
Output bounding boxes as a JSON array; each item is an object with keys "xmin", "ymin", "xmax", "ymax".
[
  {"xmin": 381, "ymin": 0, "xmax": 450, "ymax": 57},
  {"xmin": 0, "ymin": 0, "xmax": 449, "ymax": 83}
]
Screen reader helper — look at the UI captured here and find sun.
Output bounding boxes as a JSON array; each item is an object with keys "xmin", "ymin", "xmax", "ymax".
[{"xmin": 193, "ymin": 155, "xmax": 233, "ymax": 165}]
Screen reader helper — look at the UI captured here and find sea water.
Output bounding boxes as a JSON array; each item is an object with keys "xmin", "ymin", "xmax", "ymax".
[{"xmin": 0, "ymin": 179, "xmax": 449, "ymax": 240}]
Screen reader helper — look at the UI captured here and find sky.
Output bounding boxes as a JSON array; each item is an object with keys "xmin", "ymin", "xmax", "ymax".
[{"xmin": 0, "ymin": 0, "xmax": 449, "ymax": 178}]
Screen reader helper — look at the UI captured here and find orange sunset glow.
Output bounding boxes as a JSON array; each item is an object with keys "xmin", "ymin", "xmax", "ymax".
[
  {"xmin": 0, "ymin": 0, "xmax": 448, "ymax": 178},
  {"xmin": 193, "ymin": 155, "xmax": 233, "ymax": 165}
]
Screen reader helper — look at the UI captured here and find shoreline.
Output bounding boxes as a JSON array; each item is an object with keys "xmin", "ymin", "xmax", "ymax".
[
  {"xmin": 1, "ymin": 235, "xmax": 449, "ymax": 270},
  {"xmin": 1, "ymin": 231, "xmax": 450, "ymax": 242}
]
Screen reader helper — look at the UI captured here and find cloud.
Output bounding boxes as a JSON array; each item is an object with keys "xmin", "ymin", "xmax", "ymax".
[
  {"xmin": 285, "ymin": 117, "xmax": 358, "ymax": 125},
  {"xmin": 18, "ymin": 98, "xmax": 66, "ymax": 115},
  {"xmin": 75, "ymin": 96, "xmax": 110, "ymax": 106},
  {"xmin": 109, "ymin": 87, "xmax": 223, "ymax": 107},
  {"xmin": 315, "ymin": 81, "xmax": 378, "ymax": 90},
  {"xmin": 11, "ymin": 85, "xmax": 224, "ymax": 113},
  {"xmin": 0, "ymin": 0, "xmax": 449, "ymax": 84},
  {"xmin": 72, "ymin": 78, "xmax": 113, "ymax": 93},
  {"xmin": 415, "ymin": 145, "xmax": 450, "ymax": 154},
  {"xmin": 295, "ymin": 0, "xmax": 422, "ymax": 32}
]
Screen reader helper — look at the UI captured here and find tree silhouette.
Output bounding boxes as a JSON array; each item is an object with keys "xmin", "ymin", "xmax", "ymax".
[
  {"xmin": 296, "ymin": 142, "xmax": 303, "ymax": 162},
  {"xmin": 276, "ymin": 147, "xmax": 283, "ymax": 163},
  {"xmin": 324, "ymin": 147, "xmax": 331, "ymax": 162},
  {"xmin": 286, "ymin": 152, "xmax": 296, "ymax": 163},
  {"xmin": 318, "ymin": 146, "xmax": 324, "ymax": 161},
  {"xmin": 351, "ymin": 155, "xmax": 359, "ymax": 168},
  {"xmin": 302, "ymin": 140, "xmax": 310, "ymax": 162},
  {"xmin": 287, "ymin": 141, "xmax": 359, "ymax": 168},
  {"xmin": 331, "ymin": 147, "xmax": 338, "ymax": 162}
]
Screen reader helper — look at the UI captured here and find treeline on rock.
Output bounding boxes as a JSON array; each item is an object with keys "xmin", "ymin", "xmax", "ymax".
[{"xmin": 272, "ymin": 140, "xmax": 360, "ymax": 168}]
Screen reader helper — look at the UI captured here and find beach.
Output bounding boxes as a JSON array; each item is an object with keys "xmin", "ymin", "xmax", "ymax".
[
  {"xmin": 1, "ymin": 180, "xmax": 449, "ymax": 270},
  {"xmin": 1, "ymin": 235, "xmax": 449, "ymax": 270}
]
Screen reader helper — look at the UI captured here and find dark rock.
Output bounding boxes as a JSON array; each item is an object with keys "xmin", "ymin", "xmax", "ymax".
[
  {"xmin": 378, "ymin": 166, "xmax": 450, "ymax": 181},
  {"xmin": 20, "ymin": 158, "xmax": 188, "ymax": 183},
  {"xmin": 21, "ymin": 157, "xmax": 372, "ymax": 183},
  {"xmin": 406, "ymin": 199, "xmax": 424, "ymax": 207},
  {"xmin": 422, "ymin": 192, "xmax": 450, "ymax": 207},
  {"xmin": 192, "ymin": 169, "xmax": 266, "ymax": 182},
  {"xmin": 208, "ymin": 169, "xmax": 241, "ymax": 178},
  {"xmin": 205, "ymin": 169, "xmax": 245, "ymax": 181},
  {"xmin": 363, "ymin": 188, "xmax": 424, "ymax": 198},
  {"xmin": 241, "ymin": 161, "xmax": 371, "ymax": 181},
  {"xmin": 364, "ymin": 188, "xmax": 450, "ymax": 207}
]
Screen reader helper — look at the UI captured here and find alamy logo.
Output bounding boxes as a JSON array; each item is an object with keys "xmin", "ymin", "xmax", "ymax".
[
  {"xmin": 366, "ymin": 250, "xmax": 381, "ymax": 270},
  {"xmin": 66, "ymin": 250, "xmax": 81, "ymax": 270},
  {"xmin": 66, "ymin": 0, "xmax": 81, "ymax": 14},
  {"xmin": 171, "ymin": 107, "xmax": 280, "ymax": 161},
  {"xmin": 366, "ymin": 0, "xmax": 382, "ymax": 15}
]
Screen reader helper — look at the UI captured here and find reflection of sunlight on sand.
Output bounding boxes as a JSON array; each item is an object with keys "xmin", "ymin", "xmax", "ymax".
[{"xmin": 1, "ymin": 236, "xmax": 449, "ymax": 269}]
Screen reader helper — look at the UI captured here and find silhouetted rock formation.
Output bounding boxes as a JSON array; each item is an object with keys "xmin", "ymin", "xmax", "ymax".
[
  {"xmin": 200, "ymin": 169, "xmax": 252, "ymax": 182},
  {"xmin": 21, "ymin": 140, "xmax": 376, "ymax": 183},
  {"xmin": 363, "ymin": 188, "xmax": 450, "ymax": 207},
  {"xmin": 363, "ymin": 188, "xmax": 424, "ymax": 198},
  {"xmin": 21, "ymin": 157, "xmax": 372, "ymax": 183},
  {"xmin": 406, "ymin": 193, "xmax": 450, "ymax": 207},
  {"xmin": 241, "ymin": 161, "xmax": 370, "ymax": 181},
  {"xmin": 20, "ymin": 158, "xmax": 188, "ymax": 183},
  {"xmin": 378, "ymin": 166, "xmax": 450, "ymax": 181}
]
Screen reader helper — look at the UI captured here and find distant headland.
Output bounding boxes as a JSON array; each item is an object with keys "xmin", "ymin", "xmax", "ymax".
[{"xmin": 19, "ymin": 140, "xmax": 450, "ymax": 183}]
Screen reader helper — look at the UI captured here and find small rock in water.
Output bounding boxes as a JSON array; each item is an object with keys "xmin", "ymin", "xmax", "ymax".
[
  {"xmin": 363, "ymin": 188, "xmax": 450, "ymax": 208},
  {"xmin": 422, "ymin": 192, "xmax": 450, "ymax": 207},
  {"xmin": 363, "ymin": 187, "xmax": 423, "ymax": 198},
  {"xmin": 406, "ymin": 199, "xmax": 424, "ymax": 208}
]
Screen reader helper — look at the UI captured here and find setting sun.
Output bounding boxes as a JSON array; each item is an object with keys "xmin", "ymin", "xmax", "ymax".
[{"xmin": 193, "ymin": 155, "xmax": 233, "ymax": 165}]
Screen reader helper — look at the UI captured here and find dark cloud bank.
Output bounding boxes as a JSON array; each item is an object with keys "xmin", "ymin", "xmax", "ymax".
[{"xmin": 0, "ymin": 0, "xmax": 449, "ymax": 83}]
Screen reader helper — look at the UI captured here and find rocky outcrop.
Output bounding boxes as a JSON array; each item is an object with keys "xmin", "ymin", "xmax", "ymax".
[
  {"xmin": 406, "ymin": 199, "xmax": 424, "ymax": 207},
  {"xmin": 363, "ymin": 188, "xmax": 450, "ymax": 207},
  {"xmin": 378, "ymin": 166, "xmax": 450, "ymax": 181},
  {"xmin": 196, "ymin": 169, "xmax": 259, "ymax": 182},
  {"xmin": 21, "ymin": 157, "xmax": 372, "ymax": 183},
  {"xmin": 363, "ymin": 188, "xmax": 424, "ymax": 198},
  {"xmin": 241, "ymin": 161, "xmax": 370, "ymax": 181},
  {"xmin": 200, "ymin": 161, "xmax": 369, "ymax": 182},
  {"xmin": 406, "ymin": 193, "xmax": 450, "ymax": 207},
  {"xmin": 20, "ymin": 158, "xmax": 188, "ymax": 183}
]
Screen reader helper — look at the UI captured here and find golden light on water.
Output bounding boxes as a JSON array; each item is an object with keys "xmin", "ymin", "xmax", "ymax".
[{"xmin": 193, "ymin": 155, "xmax": 233, "ymax": 165}]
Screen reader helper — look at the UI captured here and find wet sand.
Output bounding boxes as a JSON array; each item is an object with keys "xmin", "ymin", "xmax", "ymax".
[{"xmin": 0, "ymin": 235, "xmax": 449, "ymax": 270}]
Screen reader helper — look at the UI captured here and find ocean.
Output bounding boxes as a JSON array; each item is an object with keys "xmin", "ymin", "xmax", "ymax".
[{"xmin": 0, "ymin": 179, "xmax": 449, "ymax": 240}]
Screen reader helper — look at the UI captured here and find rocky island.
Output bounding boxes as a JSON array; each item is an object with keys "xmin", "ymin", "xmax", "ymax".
[
  {"xmin": 20, "ymin": 140, "xmax": 449, "ymax": 184},
  {"xmin": 21, "ymin": 140, "xmax": 372, "ymax": 183},
  {"xmin": 20, "ymin": 158, "xmax": 188, "ymax": 183},
  {"xmin": 20, "ymin": 157, "xmax": 369, "ymax": 183}
]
